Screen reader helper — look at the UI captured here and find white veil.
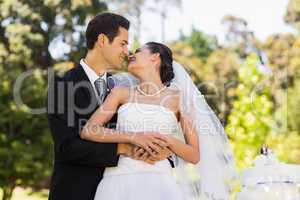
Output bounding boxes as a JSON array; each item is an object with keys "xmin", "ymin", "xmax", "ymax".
[{"xmin": 170, "ymin": 61, "xmax": 238, "ymax": 200}]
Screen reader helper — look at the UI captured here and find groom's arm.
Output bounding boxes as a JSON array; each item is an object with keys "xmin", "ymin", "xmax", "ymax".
[
  {"xmin": 48, "ymin": 113, "xmax": 122, "ymax": 167},
  {"xmin": 47, "ymin": 75, "xmax": 129, "ymax": 167}
]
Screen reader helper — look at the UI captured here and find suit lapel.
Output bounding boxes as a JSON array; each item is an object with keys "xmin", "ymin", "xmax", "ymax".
[
  {"xmin": 73, "ymin": 64, "xmax": 99, "ymax": 115},
  {"xmin": 73, "ymin": 65, "xmax": 118, "ymax": 119}
]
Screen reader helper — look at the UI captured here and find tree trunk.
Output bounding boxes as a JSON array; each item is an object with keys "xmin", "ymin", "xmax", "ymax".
[{"xmin": 2, "ymin": 186, "xmax": 14, "ymax": 200}]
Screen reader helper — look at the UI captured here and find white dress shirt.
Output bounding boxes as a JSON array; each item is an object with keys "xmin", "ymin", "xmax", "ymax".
[{"xmin": 80, "ymin": 59, "xmax": 107, "ymax": 101}]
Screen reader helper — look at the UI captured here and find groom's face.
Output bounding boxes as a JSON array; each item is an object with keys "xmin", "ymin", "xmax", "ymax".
[{"xmin": 102, "ymin": 27, "xmax": 129, "ymax": 69}]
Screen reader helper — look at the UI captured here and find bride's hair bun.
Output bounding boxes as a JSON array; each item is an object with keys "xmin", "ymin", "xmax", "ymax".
[{"xmin": 145, "ymin": 42, "xmax": 174, "ymax": 86}]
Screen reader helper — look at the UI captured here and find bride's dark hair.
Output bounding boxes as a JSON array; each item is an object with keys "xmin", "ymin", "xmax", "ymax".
[{"xmin": 145, "ymin": 42, "xmax": 174, "ymax": 86}]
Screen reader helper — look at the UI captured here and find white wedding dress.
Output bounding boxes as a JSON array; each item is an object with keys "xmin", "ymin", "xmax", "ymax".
[
  {"xmin": 94, "ymin": 62, "xmax": 237, "ymax": 200},
  {"xmin": 94, "ymin": 102, "xmax": 186, "ymax": 200}
]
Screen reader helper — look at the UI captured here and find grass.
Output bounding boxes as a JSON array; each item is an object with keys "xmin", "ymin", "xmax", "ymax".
[{"xmin": 0, "ymin": 187, "xmax": 48, "ymax": 200}]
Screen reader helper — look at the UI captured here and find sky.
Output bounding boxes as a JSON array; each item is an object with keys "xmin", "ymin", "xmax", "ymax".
[
  {"xmin": 50, "ymin": 0, "xmax": 295, "ymax": 58},
  {"xmin": 134, "ymin": 0, "xmax": 295, "ymax": 44}
]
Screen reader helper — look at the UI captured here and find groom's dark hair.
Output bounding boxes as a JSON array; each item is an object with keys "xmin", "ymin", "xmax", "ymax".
[{"xmin": 86, "ymin": 12, "xmax": 130, "ymax": 49}]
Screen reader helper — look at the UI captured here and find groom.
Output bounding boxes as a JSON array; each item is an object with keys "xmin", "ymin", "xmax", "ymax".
[{"xmin": 47, "ymin": 13, "xmax": 173, "ymax": 200}]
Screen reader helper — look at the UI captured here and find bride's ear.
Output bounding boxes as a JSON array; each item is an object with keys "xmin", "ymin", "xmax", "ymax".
[
  {"xmin": 151, "ymin": 53, "xmax": 161, "ymax": 70},
  {"xmin": 150, "ymin": 53, "xmax": 160, "ymax": 62}
]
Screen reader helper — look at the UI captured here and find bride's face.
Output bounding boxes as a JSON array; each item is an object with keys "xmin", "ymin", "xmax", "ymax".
[{"xmin": 128, "ymin": 45, "xmax": 158, "ymax": 76}]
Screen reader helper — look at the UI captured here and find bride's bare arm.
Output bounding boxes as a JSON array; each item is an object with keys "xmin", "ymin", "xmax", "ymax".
[
  {"xmin": 80, "ymin": 87, "xmax": 131, "ymax": 142},
  {"xmin": 80, "ymin": 87, "xmax": 168, "ymax": 153},
  {"xmin": 166, "ymin": 112, "xmax": 200, "ymax": 164}
]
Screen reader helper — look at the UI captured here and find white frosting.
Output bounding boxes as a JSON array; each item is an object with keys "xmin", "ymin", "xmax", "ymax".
[{"xmin": 237, "ymin": 152, "xmax": 300, "ymax": 200}]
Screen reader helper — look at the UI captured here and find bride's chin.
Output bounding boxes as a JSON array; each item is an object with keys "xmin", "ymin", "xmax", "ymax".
[
  {"xmin": 127, "ymin": 65, "xmax": 133, "ymax": 72},
  {"xmin": 127, "ymin": 67, "xmax": 135, "ymax": 75},
  {"xmin": 128, "ymin": 67, "xmax": 139, "ymax": 77},
  {"xmin": 128, "ymin": 63, "xmax": 136, "ymax": 71}
]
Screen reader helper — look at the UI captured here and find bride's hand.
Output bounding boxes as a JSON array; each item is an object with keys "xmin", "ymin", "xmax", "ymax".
[
  {"xmin": 148, "ymin": 147, "xmax": 173, "ymax": 162},
  {"xmin": 128, "ymin": 132, "xmax": 169, "ymax": 156},
  {"xmin": 132, "ymin": 146, "xmax": 152, "ymax": 163},
  {"xmin": 132, "ymin": 146, "xmax": 173, "ymax": 165}
]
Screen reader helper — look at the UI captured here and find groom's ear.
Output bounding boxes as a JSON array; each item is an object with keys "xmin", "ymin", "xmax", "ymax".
[{"xmin": 97, "ymin": 33, "xmax": 107, "ymax": 48}]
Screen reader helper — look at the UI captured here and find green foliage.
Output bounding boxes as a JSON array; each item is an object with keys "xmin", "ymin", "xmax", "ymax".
[
  {"xmin": 225, "ymin": 54, "xmax": 274, "ymax": 170},
  {"xmin": 285, "ymin": 0, "xmax": 300, "ymax": 30},
  {"xmin": 221, "ymin": 15, "xmax": 249, "ymax": 45},
  {"xmin": 200, "ymin": 48, "xmax": 240, "ymax": 121},
  {"xmin": 266, "ymin": 75, "xmax": 300, "ymax": 165},
  {"xmin": 290, "ymin": 36, "xmax": 300, "ymax": 75},
  {"xmin": 0, "ymin": 1, "xmax": 108, "ymax": 199},
  {"xmin": 0, "ymin": 67, "xmax": 51, "ymax": 200},
  {"xmin": 267, "ymin": 132, "xmax": 300, "ymax": 164},
  {"xmin": 263, "ymin": 33, "xmax": 296, "ymax": 99},
  {"xmin": 0, "ymin": 0, "xmax": 107, "ymax": 68},
  {"xmin": 273, "ymin": 75, "xmax": 300, "ymax": 135},
  {"xmin": 184, "ymin": 28, "xmax": 217, "ymax": 61},
  {"xmin": 285, "ymin": 77, "xmax": 300, "ymax": 132},
  {"xmin": 171, "ymin": 31, "xmax": 240, "ymax": 122},
  {"xmin": 263, "ymin": 34, "xmax": 300, "ymax": 165}
]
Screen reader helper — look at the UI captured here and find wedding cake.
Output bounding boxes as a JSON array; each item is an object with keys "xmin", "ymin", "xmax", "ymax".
[{"xmin": 237, "ymin": 146, "xmax": 300, "ymax": 200}]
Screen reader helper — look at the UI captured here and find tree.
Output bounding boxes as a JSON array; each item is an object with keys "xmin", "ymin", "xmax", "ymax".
[
  {"xmin": 225, "ymin": 54, "xmax": 274, "ymax": 170},
  {"xmin": 222, "ymin": 15, "xmax": 249, "ymax": 45},
  {"xmin": 267, "ymin": 77, "xmax": 300, "ymax": 165},
  {"xmin": 170, "ymin": 38, "xmax": 240, "ymax": 123},
  {"xmin": 0, "ymin": 0, "xmax": 107, "ymax": 69},
  {"xmin": 221, "ymin": 15, "xmax": 261, "ymax": 59},
  {"xmin": 184, "ymin": 28, "xmax": 217, "ymax": 61},
  {"xmin": 0, "ymin": 1, "xmax": 107, "ymax": 199},
  {"xmin": 265, "ymin": 35, "xmax": 300, "ymax": 165},
  {"xmin": 264, "ymin": 34, "xmax": 300, "ymax": 132},
  {"xmin": 266, "ymin": 132, "xmax": 300, "ymax": 164},
  {"xmin": 274, "ymin": 75, "xmax": 300, "ymax": 134},
  {"xmin": 0, "ymin": 65, "xmax": 51, "ymax": 200},
  {"xmin": 169, "ymin": 40, "xmax": 205, "ymax": 82},
  {"xmin": 148, "ymin": 0, "xmax": 182, "ymax": 42},
  {"xmin": 287, "ymin": 87, "xmax": 300, "ymax": 129},
  {"xmin": 263, "ymin": 34, "xmax": 295, "ymax": 90},
  {"xmin": 107, "ymin": 0, "xmax": 182, "ymax": 42},
  {"xmin": 285, "ymin": 0, "xmax": 300, "ymax": 31},
  {"xmin": 105, "ymin": 0, "xmax": 145, "ymax": 42},
  {"xmin": 202, "ymin": 48, "xmax": 240, "ymax": 122}
]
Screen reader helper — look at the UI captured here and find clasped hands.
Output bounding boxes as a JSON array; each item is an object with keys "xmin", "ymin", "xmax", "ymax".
[{"xmin": 128, "ymin": 132, "xmax": 173, "ymax": 165}]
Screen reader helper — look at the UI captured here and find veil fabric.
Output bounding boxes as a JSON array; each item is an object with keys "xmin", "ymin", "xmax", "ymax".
[{"xmin": 170, "ymin": 61, "xmax": 238, "ymax": 200}]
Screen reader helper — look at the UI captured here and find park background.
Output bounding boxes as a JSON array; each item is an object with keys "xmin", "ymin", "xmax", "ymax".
[{"xmin": 0, "ymin": 0, "xmax": 299, "ymax": 199}]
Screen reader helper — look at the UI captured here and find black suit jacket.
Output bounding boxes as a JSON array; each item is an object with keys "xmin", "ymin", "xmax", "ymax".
[{"xmin": 47, "ymin": 64, "xmax": 119, "ymax": 200}]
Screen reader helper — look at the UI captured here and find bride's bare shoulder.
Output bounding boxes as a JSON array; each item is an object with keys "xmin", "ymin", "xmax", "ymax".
[
  {"xmin": 164, "ymin": 87, "xmax": 181, "ymax": 105},
  {"xmin": 165, "ymin": 86, "xmax": 181, "ymax": 97}
]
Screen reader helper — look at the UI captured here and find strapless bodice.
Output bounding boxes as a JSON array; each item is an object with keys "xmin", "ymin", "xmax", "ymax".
[{"xmin": 104, "ymin": 103, "xmax": 179, "ymax": 177}]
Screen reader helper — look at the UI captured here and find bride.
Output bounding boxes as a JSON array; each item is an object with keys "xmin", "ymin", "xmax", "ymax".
[{"xmin": 80, "ymin": 42, "xmax": 237, "ymax": 200}]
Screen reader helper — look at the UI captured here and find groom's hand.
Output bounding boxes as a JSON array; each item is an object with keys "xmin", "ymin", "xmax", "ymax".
[
  {"xmin": 129, "ymin": 132, "xmax": 169, "ymax": 157},
  {"xmin": 131, "ymin": 147, "xmax": 152, "ymax": 163},
  {"xmin": 117, "ymin": 143, "xmax": 135, "ymax": 157},
  {"xmin": 147, "ymin": 147, "xmax": 173, "ymax": 163},
  {"xmin": 132, "ymin": 146, "xmax": 173, "ymax": 165}
]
